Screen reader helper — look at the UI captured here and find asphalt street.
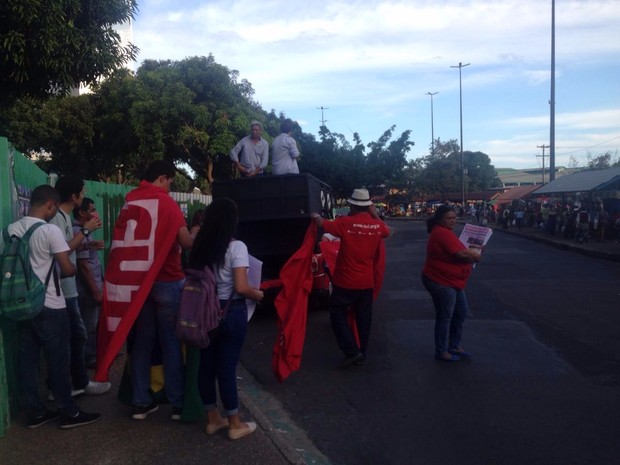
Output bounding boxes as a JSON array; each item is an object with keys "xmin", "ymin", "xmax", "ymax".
[{"xmin": 241, "ymin": 218, "xmax": 620, "ymax": 465}]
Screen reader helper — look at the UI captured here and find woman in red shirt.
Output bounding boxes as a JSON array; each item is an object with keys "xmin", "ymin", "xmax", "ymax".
[{"xmin": 421, "ymin": 205, "xmax": 480, "ymax": 362}]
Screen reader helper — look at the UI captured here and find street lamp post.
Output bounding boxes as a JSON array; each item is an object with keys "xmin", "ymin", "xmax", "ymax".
[
  {"xmin": 451, "ymin": 62, "xmax": 470, "ymax": 208},
  {"xmin": 426, "ymin": 92, "xmax": 438, "ymax": 154}
]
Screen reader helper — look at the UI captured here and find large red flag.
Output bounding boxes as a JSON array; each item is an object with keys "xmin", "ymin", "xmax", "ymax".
[
  {"xmin": 272, "ymin": 222, "xmax": 317, "ymax": 383},
  {"xmin": 94, "ymin": 182, "xmax": 182, "ymax": 382}
]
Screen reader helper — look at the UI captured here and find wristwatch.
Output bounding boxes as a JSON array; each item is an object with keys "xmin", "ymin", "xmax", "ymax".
[{"xmin": 80, "ymin": 227, "xmax": 91, "ymax": 237}]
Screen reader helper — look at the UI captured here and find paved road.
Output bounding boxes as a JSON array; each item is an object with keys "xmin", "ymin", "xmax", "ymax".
[{"xmin": 241, "ymin": 219, "xmax": 620, "ymax": 465}]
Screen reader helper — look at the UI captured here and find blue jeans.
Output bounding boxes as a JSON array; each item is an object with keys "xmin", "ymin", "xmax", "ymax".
[
  {"xmin": 65, "ymin": 297, "xmax": 89, "ymax": 389},
  {"xmin": 198, "ymin": 300, "xmax": 248, "ymax": 416},
  {"xmin": 130, "ymin": 280, "xmax": 185, "ymax": 408},
  {"xmin": 19, "ymin": 307, "xmax": 79, "ymax": 418},
  {"xmin": 329, "ymin": 285, "xmax": 374, "ymax": 357},
  {"xmin": 421, "ymin": 274, "xmax": 469, "ymax": 357}
]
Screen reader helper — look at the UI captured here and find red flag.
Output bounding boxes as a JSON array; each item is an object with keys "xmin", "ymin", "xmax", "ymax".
[
  {"xmin": 94, "ymin": 182, "xmax": 182, "ymax": 382},
  {"xmin": 272, "ymin": 222, "xmax": 317, "ymax": 383}
]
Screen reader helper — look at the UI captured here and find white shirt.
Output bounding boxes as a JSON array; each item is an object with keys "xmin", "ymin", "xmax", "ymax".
[
  {"xmin": 215, "ymin": 240, "xmax": 249, "ymax": 300},
  {"xmin": 271, "ymin": 133, "xmax": 300, "ymax": 175},
  {"xmin": 49, "ymin": 208, "xmax": 78, "ymax": 298},
  {"xmin": 7, "ymin": 216, "xmax": 69, "ymax": 309}
]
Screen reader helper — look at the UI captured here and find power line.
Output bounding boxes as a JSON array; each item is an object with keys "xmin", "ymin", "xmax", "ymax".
[{"xmin": 555, "ymin": 136, "xmax": 620, "ymax": 155}]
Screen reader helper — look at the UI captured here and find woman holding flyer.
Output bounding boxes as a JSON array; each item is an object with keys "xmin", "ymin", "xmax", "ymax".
[{"xmin": 421, "ymin": 205, "xmax": 481, "ymax": 362}]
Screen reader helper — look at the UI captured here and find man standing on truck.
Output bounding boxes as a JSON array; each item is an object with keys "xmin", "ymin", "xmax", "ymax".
[
  {"xmin": 230, "ymin": 120, "xmax": 269, "ymax": 177},
  {"xmin": 312, "ymin": 188, "xmax": 390, "ymax": 367},
  {"xmin": 271, "ymin": 118, "xmax": 300, "ymax": 175}
]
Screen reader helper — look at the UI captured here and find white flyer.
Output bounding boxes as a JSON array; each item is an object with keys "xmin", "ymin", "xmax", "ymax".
[
  {"xmin": 459, "ymin": 223, "xmax": 492, "ymax": 256},
  {"xmin": 246, "ymin": 255, "xmax": 263, "ymax": 321}
]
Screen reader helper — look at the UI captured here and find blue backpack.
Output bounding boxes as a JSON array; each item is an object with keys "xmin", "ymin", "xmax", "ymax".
[
  {"xmin": 176, "ymin": 266, "xmax": 232, "ymax": 348},
  {"xmin": 0, "ymin": 222, "xmax": 59, "ymax": 321}
]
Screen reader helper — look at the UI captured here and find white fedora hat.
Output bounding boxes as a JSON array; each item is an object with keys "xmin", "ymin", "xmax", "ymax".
[{"xmin": 347, "ymin": 188, "xmax": 373, "ymax": 207}]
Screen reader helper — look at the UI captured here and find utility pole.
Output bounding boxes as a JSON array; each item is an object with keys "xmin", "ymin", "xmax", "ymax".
[
  {"xmin": 537, "ymin": 144, "xmax": 550, "ymax": 184},
  {"xmin": 316, "ymin": 106, "xmax": 329, "ymax": 127},
  {"xmin": 451, "ymin": 62, "xmax": 470, "ymax": 207},
  {"xmin": 549, "ymin": 0, "xmax": 556, "ymax": 181},
  {"xmin": 426, "ymin": 92, "xmax": 438, "ymax": 154}
]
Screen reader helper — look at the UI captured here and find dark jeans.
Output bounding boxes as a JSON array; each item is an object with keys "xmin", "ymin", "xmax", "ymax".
[
  {"xmin": 19, "ymin": 307, "xmax": 79, "ymax": 418},
  {"xmin": 131, "ymin": 280, "xmax": 185, "ymax": 408},
  {"xmin": 65, "ymin": 297, "xmax": 89, "ymax": 389},
  {"xmin": 421, "ymin": 274, "xmax": 469, "ymax": 357},
  {"xmin": 198, "ymin": 300, "xmax": 248, "ymax": 415},
  {"xmin": 78, "ymin": 290, "xmax": 100, "ymax": 364},
  {"xmin": 329, "ymin": 285, "xmax": 374, "ymax": 357}
]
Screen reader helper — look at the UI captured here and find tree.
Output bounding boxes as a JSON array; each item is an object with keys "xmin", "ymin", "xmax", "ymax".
[
  {"xmin": 365, "ymin": 126, "xmax": 413, "ymax": 190},
  {"xmin": 586, "ymin": 151, "xmax": 620, "ymax": 169},
  {"xmin": 0, "ymin": 0, "xmax": 138, "ymax": 103},
  {"xmin": 405, "ymin": 138, "xmax": 500, "ymax": 196}
]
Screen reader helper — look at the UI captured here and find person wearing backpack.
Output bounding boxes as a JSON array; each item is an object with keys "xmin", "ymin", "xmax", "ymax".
[
  {"xmin": 50, "ymin": 176, "xmax": 110, "ymax": 397},
  {"xmin": 4, "ymin": 185, "xmax": 101, "ymax": 428},
  {"xmin": 187, "ymin": 198, "xmax": 264, "ymax": 440}
]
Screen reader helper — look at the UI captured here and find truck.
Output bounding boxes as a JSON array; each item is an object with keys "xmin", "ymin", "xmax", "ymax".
[{"xmin": 212, "ymin": 173, "xmax": 335, "ymax": 306}]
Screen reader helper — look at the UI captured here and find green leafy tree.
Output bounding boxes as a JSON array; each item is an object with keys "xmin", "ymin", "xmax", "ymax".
[
  {"xmin": 407, "ymin": 138, "xmax": 500, "ymax": 196},
  {"xmin": 0, "ymin": 0, "xmax": 138, "ymax": 103}
]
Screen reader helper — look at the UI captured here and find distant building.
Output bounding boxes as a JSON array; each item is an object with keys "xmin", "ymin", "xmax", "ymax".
[{"xmin": 495, "ymin": 167, "xmax": 571, "ymax": 188}]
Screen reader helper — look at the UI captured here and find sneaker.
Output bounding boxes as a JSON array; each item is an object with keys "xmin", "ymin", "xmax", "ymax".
[
  {"xmin": 48, "ymin": 388, "xmax": 85, "ymax": 402},
  {"xmin": 83, "ymin": 380, "xmax": 111, "ymax": 395},
  {"xmin": 170, "ymin": 406, "xmax": 183, "ymax": 421},
  {"xmin": 27, "ymin": 410, "xmax": 60, "ymax": 429},
  {"xmin": 59, "ymin": 410, "xmax": 101, "ymax": 429},
  {"xmin": 132, "ymin": 403, "xmax": 158, "ymax": 420}
]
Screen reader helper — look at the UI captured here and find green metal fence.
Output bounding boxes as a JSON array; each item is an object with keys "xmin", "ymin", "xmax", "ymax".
[{"xmin": 0, "ymin": 136, "xmax": 210, "ymax": 436}]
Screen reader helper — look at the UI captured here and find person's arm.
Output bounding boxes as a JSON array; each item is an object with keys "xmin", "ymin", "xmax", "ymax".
[
  {"xmin": 288, "ymin": 137, "xmax": 300, "ymax": 159},
  {"xmin": 177, "ymin": 226, "xmax": 194, "ymax": 250},
  {"xmin": 233, "ymin": 267, "xmax": 263, "ymax": 301},
  {"xmin": 230, "ymin": 140, "xmax": 248, "ymax": 175},
  {"xmin": 55, "ymin": 250, "xmax": 76, "ymax": 277},
  {"xmin": 368, "ymin": 205, "xmax": 392, "ymax": 236},
  {"xmin": 78, "ymin": 258, "xmax": 103, "ymax": 302},
  {"xmin": 311, "ymin": 213, "xmax": 324, "ymax": 228},
  {"xmin": 66, "ymin": 216, "xmax": 102, "ymax": 252},
  {"xmin": 454, "ymin": 248, "xmax": 481, "ymax": 263}
]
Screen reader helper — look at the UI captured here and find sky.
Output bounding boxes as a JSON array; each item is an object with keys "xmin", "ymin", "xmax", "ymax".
[{"xmin": 129, "ymin": 0, "xmax": 620, "ymax": 169}]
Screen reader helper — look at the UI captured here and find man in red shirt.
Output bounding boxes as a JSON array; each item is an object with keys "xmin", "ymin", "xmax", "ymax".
[
  {"xmin": 312, "ymin": 188, "xmax": 390, "ymax": 367},
  {"xmin": 101, "ymin": 160, "xmax": 194, "ymax": 421}
]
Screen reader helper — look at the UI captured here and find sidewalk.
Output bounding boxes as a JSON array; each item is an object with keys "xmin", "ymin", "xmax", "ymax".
[
  {"xmin": 487, "ymin": 222, "xmax": 620, "ymax": 263},
  {"xmin": 0, "ymin": 354, "xmax": 325, "ymax": 465}
]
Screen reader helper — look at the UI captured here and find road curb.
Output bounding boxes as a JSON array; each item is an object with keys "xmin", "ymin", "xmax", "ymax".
[
  {"xmin": 491, "ymin": 227, "xmax": 620, "ymax": 263},
  {"xmin": 237, "ymin": 364, "xmax": 331, "ymax": 465}
]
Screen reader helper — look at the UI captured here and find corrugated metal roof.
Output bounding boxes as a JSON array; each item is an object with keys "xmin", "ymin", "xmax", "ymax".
[
  {"xmin": 494, "ymin": 184, "xmax": 541, "ymax": 204},
  {"xmin": 534, "ymin": 167, "xmax": 620, "ymax": 194}
]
